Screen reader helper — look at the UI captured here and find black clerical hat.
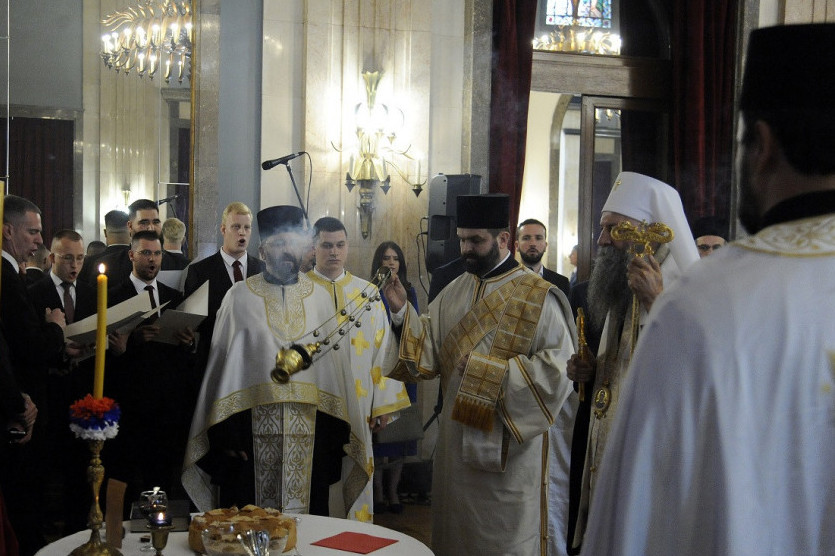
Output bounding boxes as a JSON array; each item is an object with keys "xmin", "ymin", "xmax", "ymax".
[
  {"xmin": 741, "ymin": 24, "xmax": 835, "ymax": 113},
  {"xmin": 257, "ymin": 205, "xmax": 308, "ymax": 237},
  {"xmin": 456, "ymin": 194, "xmax": 510, "ymax": 229},
  {"xmin": 691, "ymin": 215, "xmax": 729, "ymax": 240}
]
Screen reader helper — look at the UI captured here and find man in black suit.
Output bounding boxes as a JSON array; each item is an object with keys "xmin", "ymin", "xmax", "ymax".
[
  {"xmin": 516, "ymin": 218, "xmax": 570, "ymax": 299},
  {"xmin": 29, "ymin": 230, "xmax": 97, "ymax": 327},
  {"xmin": 90, "ymin": 199, "xmax": 182, "ymax": 290},
  {"xmin": 161, "ymin": 217, "xmax": 191, "ymax": 270},
  {"xmin": 78, "ymin": 209, "xmax": 130, "ymax": 286},
  {"xmin": 0, "ymin": 326, "xmax": 37, "ymax": 556},
  {"xmin": 27, "ymin": 229, "xmax": 98, "ymax": 535},
  {"xmin": 0, "ymin": 194, "xmax": 66, "ymax": 555},
  {"xmin": 183, "ymin": 201, "xmax": 264, "ymax": 362},
  {"xmin": 106, "ymin": 230, "xmax": 197, "ymax": 512},
  {"xmin": 24, "ymin": 243, "xmax": 51, "ymax": 286}
]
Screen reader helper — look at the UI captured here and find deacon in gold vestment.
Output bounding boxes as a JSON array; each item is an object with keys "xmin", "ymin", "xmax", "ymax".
[
  {"xmin": 385, "ymin": 195, "xmax": 577, "ymax": 556},
  {"xmin": 182, "ymin": 206, "xmax": 408, "ymax": 521}
]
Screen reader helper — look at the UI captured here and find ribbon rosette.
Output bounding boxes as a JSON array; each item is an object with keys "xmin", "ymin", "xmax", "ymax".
[{"xmin": 69, "ymin": 394, "xmax": 121, "ymax": 440}]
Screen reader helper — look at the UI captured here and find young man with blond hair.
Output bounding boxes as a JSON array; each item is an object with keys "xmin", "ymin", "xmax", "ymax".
[{"xmin": 183, "ymin": 201, "xmax": 265, "ymax": 368}]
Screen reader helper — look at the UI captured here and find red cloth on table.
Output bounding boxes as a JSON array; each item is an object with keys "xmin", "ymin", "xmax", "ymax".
[{"xmin": 311, "ymin": 531, "xmax": 398, "ymax": 554}]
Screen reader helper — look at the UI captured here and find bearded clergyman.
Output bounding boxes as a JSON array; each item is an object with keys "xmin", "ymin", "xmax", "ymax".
[
  {"xmin": 566, "ymin": 172, "xmax": 699, "ymax": 553},
  {"xmin": 182, "ymin": 205, "xmax": 408, "ymax": 521},
  {"xmin": 383, "ymin": 193, "xmax": 577, "ymax": 556},
  {"xmin": 582, "ymin": 24, "xmax": 835, "ymax": 555}
]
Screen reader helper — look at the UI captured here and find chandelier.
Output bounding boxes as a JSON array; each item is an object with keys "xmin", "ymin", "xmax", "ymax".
[
  {"xmin": 100, "ymin": 0, "xmax": 192, "ymax": 83},
  {"xmin": 335, "ymin": 71, "xmax": 425, "ymax": 238}
]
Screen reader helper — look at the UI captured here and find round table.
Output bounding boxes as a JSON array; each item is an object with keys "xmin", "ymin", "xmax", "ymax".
[{"xmin": 35, "ymin": 514, "xmax": 434, "ymax": 555}]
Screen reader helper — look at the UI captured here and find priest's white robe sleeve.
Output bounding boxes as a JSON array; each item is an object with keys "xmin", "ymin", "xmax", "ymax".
[{"xmin": 582, "ymin": 262, "xmax": 835, "ymax": 556}]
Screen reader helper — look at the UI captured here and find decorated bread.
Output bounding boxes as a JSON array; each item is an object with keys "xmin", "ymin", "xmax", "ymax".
[{"xmin": 189, "ymin": 504, "xmax": 297, "ymax": 554}]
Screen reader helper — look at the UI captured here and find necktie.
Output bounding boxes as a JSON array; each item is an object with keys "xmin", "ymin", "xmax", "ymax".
[
  {"xmin": 61, "ymin": 282, "xmax": 75, "ymax": 324},
  {"xmin": 233, "ymin": 260, "xmax": 244, "ymax": 283},
  {"xmin": 19, "ymin": 266, "xmax": 27, "ymax": 279},
  {"xmin": 144, "ymin": 285, "xmax": 157, "ymax": 308},
  {"xmin": 145, "ymin": 285, "xmax": 158, "ymax": 323}
]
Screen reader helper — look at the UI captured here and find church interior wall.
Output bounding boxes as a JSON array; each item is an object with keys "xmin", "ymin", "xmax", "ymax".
[{"xmin": 4, "ymin": 0, "xmax": 833, "ymax": 262}]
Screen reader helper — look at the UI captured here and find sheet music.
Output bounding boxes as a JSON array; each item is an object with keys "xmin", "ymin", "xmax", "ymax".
[
  {"xmin": 151, "ymin": 281, "xmax": 209, "ymax": 345},
  {"xmin": 64, "ymin": 294, "xmax": 153, "ymax": 345}
]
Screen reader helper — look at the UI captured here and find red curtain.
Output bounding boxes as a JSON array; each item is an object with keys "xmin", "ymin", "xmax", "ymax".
[
  {"xmin": 0, "ymin": 117, "xmax": 75, "ymax": 242},
  {"xmin": 489, "ymin": 1, "xmax": 738, "ymax": 231},
  {"xmin": 488, "ymin": 0, "xmax": 537, "ymax": 238},
  {"xmin": 671, "ymin": 1, "xmax": 738, "ymax": 222}
]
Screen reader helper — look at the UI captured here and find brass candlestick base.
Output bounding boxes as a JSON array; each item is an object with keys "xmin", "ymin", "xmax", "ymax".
[
  {"xmin": 147, "ymin": 524, "xmax": 175, "ymax": 555},
  {"xmin": 70, "ymin": 439, "xmax": 122, "ymax": 556}
]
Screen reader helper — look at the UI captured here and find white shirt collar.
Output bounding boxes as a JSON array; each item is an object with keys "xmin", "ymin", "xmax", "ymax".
[
  {"xmin": 220, "ymin": 248, "xmax": 246, "ymax": 266},
  {"xmin": 523, "ymin": 263, "xmax": 544, "ymax": 276},
  {"xmin": 313, "ymin": 266, "xmax": 346, "ymax": 282},
  {"xmin": 129, "ymin": 273, "xmax": 159, "ymax": 297},
  {"xmin": 50, "ymin": 270, "xmax": 74, "ymax": 287},
  {"xmin": 1, "ymin": 250, "xmax": 21, "ymax": 273}
]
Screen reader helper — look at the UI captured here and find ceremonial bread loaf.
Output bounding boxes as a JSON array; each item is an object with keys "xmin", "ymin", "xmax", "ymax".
[{"xmin": 189, "ymin": 504, "xmax": 297, "ymax": 554}]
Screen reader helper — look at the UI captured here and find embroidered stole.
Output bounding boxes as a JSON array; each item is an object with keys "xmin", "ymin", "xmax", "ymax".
[
  {"xmin": 252, "ymin": 402, "xmax": 317, "ymax": 513},
  {"xmin": 442, "ymin": 272, "xmax": 550, "ymax": 431}
]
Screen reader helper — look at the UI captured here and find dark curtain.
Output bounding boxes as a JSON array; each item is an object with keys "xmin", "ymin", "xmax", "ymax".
[
  {"xmin": 621, "ymin": 111, "xmax": 668, "ymax": 180},
  {"xmin": 671, "ymin": 1, "xmax": 738, "ymax": 223},
  {"xmin": 488, "ymin": 0, "xmax": 537, "ymax": 240},
  {"xmin": 0, "ymin": 117, "xmax": 75, "ymax": 242}
]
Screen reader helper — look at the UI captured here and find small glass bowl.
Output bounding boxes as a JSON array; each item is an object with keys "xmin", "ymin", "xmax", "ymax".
[{"xmin": 202, "ymin": 524, "xmax": 288, "ymax": 555}]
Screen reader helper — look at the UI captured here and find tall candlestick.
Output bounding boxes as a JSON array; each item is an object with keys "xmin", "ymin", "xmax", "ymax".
[{"xmin": 93, "ymin": 264, "xmax": 107, "ymax": 399}]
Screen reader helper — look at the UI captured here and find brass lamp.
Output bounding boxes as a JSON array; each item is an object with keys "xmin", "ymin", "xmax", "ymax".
[{"xmin": 339, "ymin": 71, "xmax": 425, "ymax": 238}]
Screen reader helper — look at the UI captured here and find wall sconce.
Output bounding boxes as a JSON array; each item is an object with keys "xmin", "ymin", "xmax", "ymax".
[{"xmin": 337, "ymin": 70, "xmax": 425, "ymax": 238}]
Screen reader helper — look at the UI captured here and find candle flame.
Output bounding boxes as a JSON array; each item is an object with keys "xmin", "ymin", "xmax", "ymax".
[{"xmin": 98, "ymin": 263, "xmax": 106, "ymax": 274}]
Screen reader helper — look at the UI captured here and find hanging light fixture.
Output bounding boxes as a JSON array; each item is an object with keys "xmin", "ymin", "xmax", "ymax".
[
  {"xmin": 336, "ymin": 71, "xmax": 425, "ymax": 238},
  {"xmin": 100, "ymin": 0, "xmax": 192, "ymax": 83}
]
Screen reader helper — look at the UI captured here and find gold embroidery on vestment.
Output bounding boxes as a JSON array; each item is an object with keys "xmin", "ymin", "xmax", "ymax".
[
  {"xmin": 248, "ymin": 273, "xmax": 314, "ymax": 340},
  {"xmin": 252, "ymin": 402, "xmax": 315, "ymax": 513},
  {"xmin": 447, "ymin": 272, "xmax": 550, "ymax": 431},
  {"xmin": 737, "ymin": 215, "xmax": 835, "ymax": 257}
]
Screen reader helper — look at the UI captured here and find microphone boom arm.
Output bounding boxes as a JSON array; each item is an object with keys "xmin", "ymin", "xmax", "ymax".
[{"xmin": 284, "ymin": 163, "xmax": 308, "ymax": 221}]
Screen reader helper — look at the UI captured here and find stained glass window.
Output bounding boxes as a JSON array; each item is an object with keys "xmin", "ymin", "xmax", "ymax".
[
  {"xmin": 545, "ymin": 0, "xmax": 613, "ymax": 29},
  {"xmin": 535, "ymin": 0, "xmax": 620, "ymax": 54}
]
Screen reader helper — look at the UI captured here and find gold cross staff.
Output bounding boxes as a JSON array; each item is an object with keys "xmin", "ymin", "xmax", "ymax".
[{"xmin": 610, "ymin": 220, "xmax": 674, "ymax": 355}]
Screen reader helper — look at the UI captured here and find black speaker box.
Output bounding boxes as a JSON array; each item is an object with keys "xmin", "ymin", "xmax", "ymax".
[{"xmin": 425, "ymin": 173, "xmax": 482, "ymax": 272}]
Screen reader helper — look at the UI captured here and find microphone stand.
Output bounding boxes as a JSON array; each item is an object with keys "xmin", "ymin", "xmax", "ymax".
[{"xmin": 282, "ymin": 163, "xmax": 308, "ymax": 220}]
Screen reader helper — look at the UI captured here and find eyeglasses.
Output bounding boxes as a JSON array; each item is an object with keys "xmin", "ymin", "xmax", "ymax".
[
  {"xmin": 697, "ymin": 244, "xmax": 724, "ymax": 252},
  {"xmin": 136, "ymin": 249, "xmax": 163, "ymax": 257},
  {"xmin": 57, "ymin": 254, "xmax": 86, "ymax": 263}
]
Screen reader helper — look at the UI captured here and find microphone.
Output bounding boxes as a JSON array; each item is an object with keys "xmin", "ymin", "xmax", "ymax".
[
  {"xmin": 157, "ymin": 194, "xmax": 180, "ymax": 205},
  {"xmin": 262, "ymin": 152, "xmax": 305, "ymax": 170}
]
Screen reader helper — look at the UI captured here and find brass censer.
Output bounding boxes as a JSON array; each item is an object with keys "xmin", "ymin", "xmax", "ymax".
[{"xmin": 271, "ymin": 266, "xmax": 392, "ymax": 384}]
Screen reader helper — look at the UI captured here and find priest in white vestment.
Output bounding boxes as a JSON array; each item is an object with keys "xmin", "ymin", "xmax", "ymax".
[
  {"xmin": 182, "ymin": 205, "xmax": 409, "ymax": 521},
  {"xmin": 385, "ymin": 194, "xmax": 578, "ymax": 556},
  {"xmin": 568, "ymin": 172, "xmax": 699, "ymax": 552},
  {"xmin": 582, "ymin": 24, "xmax": 835, "ymax": 555}
]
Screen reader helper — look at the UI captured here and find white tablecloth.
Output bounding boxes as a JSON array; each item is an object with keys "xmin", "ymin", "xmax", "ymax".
[{"xmin": 35, "ymin": 514, "xmax": 434, "ymax": 555}]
